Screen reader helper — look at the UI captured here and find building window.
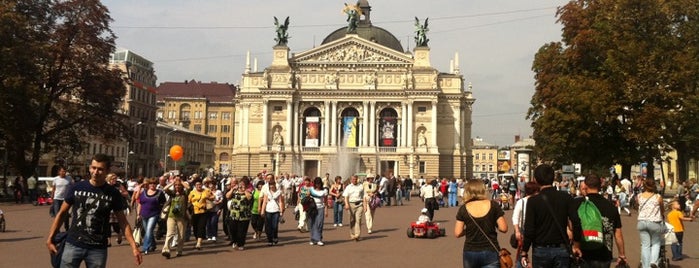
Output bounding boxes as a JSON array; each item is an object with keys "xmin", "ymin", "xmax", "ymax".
[
  {"xmin": 181, "ymin": 111, "xmax": 190, "ymax": 120},
  {"xmin": 209, "ymin": 112, "xmax": 217, "ymax": 119},
  {"xmin": 475, "ymin": 153, "xmax": 480, "ymax": 160},
  {"xmin": 417, "ymin": 106, "xmax": 427, "ymax": 112},
  {"xmin": 274, "ymin": 106, "xmax": 283, "ymax": 112},
  {"xmin": 193, "ymin": 124, "xmax": 202, "ymax": 132},
  {"xmin": 481, "ymin": 165, "xmax": 486, "ymax": 171},
  {"xmin": 194, "ymin": 111, "xmax": 203, "ymax": 119},
  {"xmin": 221, "ymin": 137, "xmax": 229, "ymax": 145},
  {"xmin": 418, "ymin": 161, "xmax": 426, "ymax": 174},
  {"xmin": 222, "ymin": 112, "xmax": 231, "ymax": 120},
  {"xmin": 168, "ymin": 111, "xmax": 175, "ymax": 119},
  {"xmin": 157, "ymin": 111, "xmax": 163, "ymax": 120},
  {"xmin": 208, "ymin": 125, "xmax": 217, "ymax": 133},
  {"xmin": 221, "ymin": 125, "xmax": 230, "ymax": 133},
  {"xmin": 474, "ymin": 165, "xmax": 480, "ymax": 172},
  {"xmin": 489, "ymin": 153, "xmax": 494, "ymax": 160},
  {"xmin": 488, "ymin": 165, "xmax": 493, "ymax": 172}
]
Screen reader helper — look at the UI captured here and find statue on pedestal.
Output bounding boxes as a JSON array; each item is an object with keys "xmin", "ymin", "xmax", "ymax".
[
  {"xmin": 342, "ymin": 2, "xmax": 363, "ymax": 33},
  {"xmin": 273, "ymin": 129, "xmax": 284, "ymax": 146},
  {"xmin": 414, "ymin": 17, "xmax": 429, "ymax": 47},
  {"xmin": 274, "ymin": 16, "xmax": 290, "ymax": 46}
]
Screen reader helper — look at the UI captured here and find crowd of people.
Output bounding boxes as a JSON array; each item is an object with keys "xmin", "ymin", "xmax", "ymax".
[{"xmin": 39, "ymin": 153, "xmax": 699, "ymax": 268}]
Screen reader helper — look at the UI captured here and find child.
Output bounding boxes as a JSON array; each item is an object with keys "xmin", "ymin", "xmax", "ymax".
[
  {"xmin": 668, "ymin": 200, "xmax": 693, "ymax": 261},
  {"xmin": 417, "ymin": 208, "xmax": 430, "ymax": 224}
]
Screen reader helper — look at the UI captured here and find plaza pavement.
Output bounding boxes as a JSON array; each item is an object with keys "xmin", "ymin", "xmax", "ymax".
[{"xmin": 1, "ymin": 196, "xmax": 697, "ymax": 267}]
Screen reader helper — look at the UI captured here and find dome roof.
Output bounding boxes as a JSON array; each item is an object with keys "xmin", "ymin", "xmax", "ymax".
[
  {"xmin": 321, "ymin": 1, "xmax": 404, "ymax": 52},
  {"xmin": 321, "ymin": 25, "xmax": 404, "ymax": 52}
]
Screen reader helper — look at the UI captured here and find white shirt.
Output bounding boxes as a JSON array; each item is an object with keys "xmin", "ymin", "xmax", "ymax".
[
  {"xmin": 512, "ymin": 196, "xmax": 530, "ymax": 227},
  {"xmin": 420, "ymin": 184, "xmax": 437, "ymax": 199},
  {"xmin": 52, "ymin": 175, "xmax": 73, "ymax": 200},
  {"xmin": 343, "ymin": 183, "xmax": 364, "ymax": 203},
  {"xmin": 379, "ymin": 177, "xmax": 388, "ymax": 194}
]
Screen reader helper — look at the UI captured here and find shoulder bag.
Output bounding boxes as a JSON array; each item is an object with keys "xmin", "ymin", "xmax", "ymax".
[{"xmin": 466, "ymin": 204, "xmax": 513, "ymax": 268}]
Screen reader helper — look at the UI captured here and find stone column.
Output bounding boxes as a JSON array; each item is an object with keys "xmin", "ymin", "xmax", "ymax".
[
  {"xmin": 407, "ymin": 101, "xmax": 413, "ymax": 148},
  {"xmin": 363, "ymin": 102, "xmax": 369, "ymax": 147},
  {"xmin": 331, "ymin": 101, "xmax": 337, "ymax": 146},
  {"xmin": 243, "ymin": 104, "xmax": 249, "ymax": 146},
  {"xmin": 431, "ymin": 101, "xmax": 437, "ymax": 147},
  {"xmin": 324, "ymin": 101, "xmax": 330, "ymax": 146},
  {"xmin": 369, "ymin": 101, "xmax": 376, "ymax": 147},
  {"xmin": 286, "ymin": 101, "xmax": 293, "ymax": 147},
  {"xmin": 401, "ymin": 103, "xmax": 407, "ymax": 147},
  {"xmin": 292, "ymin": 101, "xmax": 299, "ymax": 148},
  {"xmin": 262, "ymin": 100, "xmax": 268, "ymax": 147}
]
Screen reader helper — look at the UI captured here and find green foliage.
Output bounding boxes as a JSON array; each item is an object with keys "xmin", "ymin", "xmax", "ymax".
[
  {"xmin": 0, "ymin": 0, "xmax": 127, "ymax": 177},
  {"xmin": 528, "ymin": 0, "xmax": 699, "ymax": 173}
]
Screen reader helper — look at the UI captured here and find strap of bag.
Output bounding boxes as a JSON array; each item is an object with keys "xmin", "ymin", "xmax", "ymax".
[
  {"xmin": 540, "ymin": 194, "xmax": 573, "ymax": 255},
  {"xmin": 465, "ymin": 203, "xmax": 500, "ymax": 252}
]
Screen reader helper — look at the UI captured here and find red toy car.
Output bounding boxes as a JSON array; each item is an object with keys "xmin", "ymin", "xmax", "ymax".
[
  {"xmin": 407, "ymin": 221, "xmax": 446, "ymax": 238},
  {"xmin": 34, "ymin": 192, "xmax": 53, "ymax": 206}
]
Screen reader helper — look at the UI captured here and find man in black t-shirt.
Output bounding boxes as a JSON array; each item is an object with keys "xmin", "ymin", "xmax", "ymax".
[
  {"xmin": 47, "ymin": 154, "xmax": 143, "ymax": 267},
  {"xmin": 521, "ymin": 164, "xmax": 575, "ymax": 268},
  {"xmin": 571, "ymin": 174, "xmax": 627, "ymax": 267}
]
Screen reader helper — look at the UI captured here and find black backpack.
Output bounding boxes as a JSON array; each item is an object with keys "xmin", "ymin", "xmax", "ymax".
[{"xmin": 301, "ymin": 196, "xmax": 318, "ymax": 218}]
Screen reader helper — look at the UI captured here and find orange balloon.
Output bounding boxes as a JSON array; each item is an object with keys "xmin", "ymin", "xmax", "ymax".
[{"xmin": 169, "ymin": 145, "xmax": 183, "ymax": 161}]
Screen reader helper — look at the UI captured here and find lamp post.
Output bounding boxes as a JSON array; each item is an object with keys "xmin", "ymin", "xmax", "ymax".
[
  {"xmin": 274, "ymin": 145, "xmax": 282, "ymax": 177},
  {"xmin": 125, "ymin": 121, "xmax": 143, "ymax": 178},
  {"xmin": 163, "ymin": 129, "xmax": 177, "ymax": 172}
]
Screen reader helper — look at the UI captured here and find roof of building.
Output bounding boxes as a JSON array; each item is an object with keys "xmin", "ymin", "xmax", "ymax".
[
  {"xmin": 472, "ymin": 138, "xmax": 497, "ymax": 149},
  {"xmin": 156, "ymin": 80, "xmax": 236, "ymax": 103},
  {"xmin": 321, "ymin": 0, "xmax": 404, "ymax": 52},
  {"xmin": 511, "ymin": 138, "xmax": 535, "ymax": 148}
]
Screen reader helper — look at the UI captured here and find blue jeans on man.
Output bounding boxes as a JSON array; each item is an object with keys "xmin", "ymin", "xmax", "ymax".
[
  {"xmin": 61, "ymin": 241, "xmax": 108, "ymax": 268},
  {"xmin": 51, "ymin": 199, "xmax": 70, "ymax": 231},
  {"xmin": 532, "ymin": 246, "xmax": 569, "ymax": 268}
]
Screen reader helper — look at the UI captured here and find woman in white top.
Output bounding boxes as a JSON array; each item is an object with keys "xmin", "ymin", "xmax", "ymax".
[
  {"xmin": 636, "ymin": 178, "xmax": 664, "ymax": 268},
  {"xmin": 260, "ymin": 182, "xmax": 284, "ymax": 246},
  {"xmin": 511, "ymin": 182, "xmax": 539, "ymax": 268}
]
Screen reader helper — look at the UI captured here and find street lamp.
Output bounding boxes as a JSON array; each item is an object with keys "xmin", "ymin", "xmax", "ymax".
[
  {"xmin": 163, "ymin": 129, "xmax": 177, "ymax": 172},
  {"xmin": 125, "ymin": 121, "xmax": 143, "ymax": 178}
]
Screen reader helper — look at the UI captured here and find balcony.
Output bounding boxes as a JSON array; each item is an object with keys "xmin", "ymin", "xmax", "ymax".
[
  {"xmin": 302, "ymin": 147, "xmax": 320, "ymax": 152},
  {"xmin": 378, "ymin": 147, "xmax": 397, "ymax": 153}
]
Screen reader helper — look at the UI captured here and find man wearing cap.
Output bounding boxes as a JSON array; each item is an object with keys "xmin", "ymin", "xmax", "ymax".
[{"xmin": 343, "ymin": 175, "xmax": 364, "ymax": 241}]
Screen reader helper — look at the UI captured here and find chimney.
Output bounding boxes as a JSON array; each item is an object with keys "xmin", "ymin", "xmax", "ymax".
[{"xmin": 514, "ymin": 135, "xmax": 520, "ymax": 143}]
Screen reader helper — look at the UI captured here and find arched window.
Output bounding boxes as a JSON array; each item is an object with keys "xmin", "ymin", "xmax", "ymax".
[
  {"xmin": 379, "ymin": 108, "xmax": 398, "ymax": 147},
  {"xmin": 340, "ymin": 108, "xmax": 360, "ymax": 147},
  {"xmin": 303, "ymin": 108, "xmax": 322, "ymax": 147}
]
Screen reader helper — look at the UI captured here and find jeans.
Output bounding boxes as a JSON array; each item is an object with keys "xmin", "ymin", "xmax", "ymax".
[
  {"xmin": 264, "ymin": 212, "xmax": 280, "ymax": 243},
  {"xmin": 462, "ymin": 250, "xmax": 499, "ymax": 268},
  {"xmin": 532, "ymin": 246, "xmax": 569, "ymax": 268},
  {"xmin": 310, "ymin": 208, "xmax": 325, "ymax": 243},
  {"xmin": 52, "ymin": 199, "xmax": 70, "ymax": 231},
  {"xmin": 140, "ymin": 215, "xmax": 158, "ymax": 252},
  {"xmin": 61, "ymin": 241, "xmax": 108, "ymax": 268},
  {"xmin": 396, "ymin": 190, "xmax": 403, "ymax": 205},
  {"xmin": 449, "ymin": 192, "xmax": 458, "ymax": 207},
  {"xmin": 671, "ymin": 231, "xmax": 684, "ymax": 260},
  {"xmin": 637, "ymin": 220, "xmax": 662, "ymax": 268},
  {"xmin": 333, "ymin": 201, "xmax": 343, "ymax": 224},
  {"xmin": 206, "ymin": 210, "xmax": 219, "ymax": 238}
]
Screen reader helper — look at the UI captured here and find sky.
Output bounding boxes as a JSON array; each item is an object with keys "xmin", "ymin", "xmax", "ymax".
[{"xmin": 103, "ymin": 0, "xmax": 570, "ymax": 146}]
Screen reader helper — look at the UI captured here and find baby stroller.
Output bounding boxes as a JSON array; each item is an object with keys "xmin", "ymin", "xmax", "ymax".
[{"xmin": 498, "ymin": 192, "xmax": 511, "ymax": 210}]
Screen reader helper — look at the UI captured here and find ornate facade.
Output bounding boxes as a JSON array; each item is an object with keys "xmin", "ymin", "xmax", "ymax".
[{"xmin": 233, "ymin": 1, "xmax": 475, "ymax": 179}]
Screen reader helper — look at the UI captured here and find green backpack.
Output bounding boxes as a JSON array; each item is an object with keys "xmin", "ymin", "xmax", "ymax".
[{"xmin": 578, "ymin": 197, "xmax": 604, "ymax": 250}]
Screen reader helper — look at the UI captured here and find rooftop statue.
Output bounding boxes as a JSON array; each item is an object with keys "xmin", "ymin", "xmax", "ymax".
[
  {"xmin": 342, "ymin": 2, "xmax": 363, "ymax": 33},
  {"xmin": 274, "ymin": 16, "xmax": 290, "ymax": 46},
  {"xmin": 414, "ymin": 17, "xmax": 429, "ymax": 47}
]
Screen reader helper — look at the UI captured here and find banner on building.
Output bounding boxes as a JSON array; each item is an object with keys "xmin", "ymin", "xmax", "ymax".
[
  {"xmin": 498, "ymin": 160, "xmax": 511, "ymax": 172},
  {"xmin": 342, "ymin": 116, "xmax": 357, "ymax": 147},
  {"xmin": 498, "ymin": 150, "xmax": 510, "ymax": 160},
  {"xmin": 305, "ymin": 116, "xmax": 319, "ymax": 147},
  {"xmin": 380, "ymin": 117, "xmax": 396, "ymax": 146}
]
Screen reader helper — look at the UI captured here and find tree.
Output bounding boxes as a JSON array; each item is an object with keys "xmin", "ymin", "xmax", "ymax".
[
  {"xmin": 528, "ymin": 0, "xmax": 699, "ymax": 179},
  {"xmin": 0, "ymin": 0, "xmax": 128, "ymax": 177}
]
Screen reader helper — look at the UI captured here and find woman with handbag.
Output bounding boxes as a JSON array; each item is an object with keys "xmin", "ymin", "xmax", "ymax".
[
  {"xmin": 188, "ymin": 179, "xmax": 214, "ymax": 250},
  {"xmin": 330, "ymin": 176, "xmax": 345, "ymax": 227},
  {"xmin": 137, "ymin": 178, "xmax": 166, "ymax": 255},
  {"xmin": 637, "ymin": 178, "xmax": 665, "ymax": 268},
  {"xmin": 226, "ymin": 177, "xmax": 252, "ymax": 250},
  {"xmin": 363, "ymin": 177, "xmax": 379, "ymax": 234},
  {"xmin": 161, "ymin": 178, "xmax": 189, "ymax": 258},
  {"xmin": 454, "ymin": 179, "xmax": 509, "ymax": 268},
  {"xmin": 420, "ymin": 177, "xmax": 440, "ymax": 221}
]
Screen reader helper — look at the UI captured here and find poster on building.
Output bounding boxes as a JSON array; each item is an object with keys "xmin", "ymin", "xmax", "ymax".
[
  {"xmin": 517, "ymin": 152, "xmax": 530, "ymax": 180},
  {"xmin": 342, "ymin": 116, "xmax": 357, "ymax": 147},
  {"xmin": 498, "ymin": 150, "xmax": 510, "ymax": 160},
  {"xmin": 498, "ymin": 160, "xmax": 511, "ymax": 172},
  {"xmin": 305, "ymin": 116, "xmax": 319, "ymax": 147},
  {"xmin": 380, "ymin": 117, "xmax": 395, "ymax": 146}
]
